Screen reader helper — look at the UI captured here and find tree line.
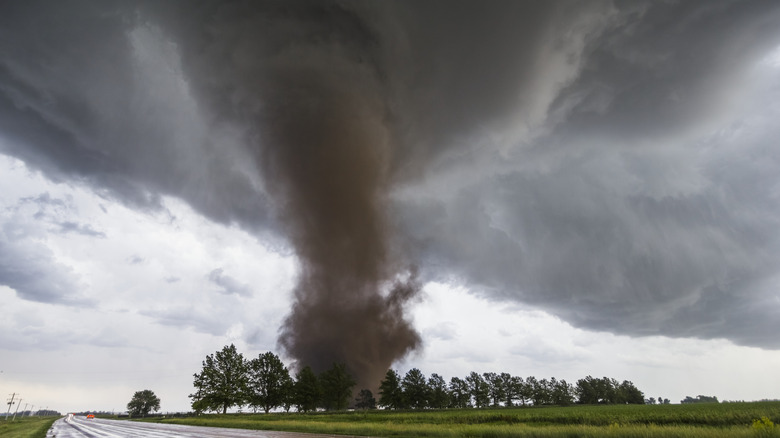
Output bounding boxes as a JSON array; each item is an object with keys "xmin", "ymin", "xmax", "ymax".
[
  {"xmin": 189, "ymin": 344, "xmax": 357, "ymax": 414},
  {"xmin": 378, "ymin": 370, "xmax": 645, "ymax": 409},
  {"xmin": 189, "ymin": 345, "xmax": 646, "ymax": 414},
  {"xmin": 681, "ymin": 395, "xmax": 719, "ymax": 404}
]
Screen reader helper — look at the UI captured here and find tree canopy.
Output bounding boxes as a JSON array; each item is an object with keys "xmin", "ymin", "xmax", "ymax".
[
  {"xmin": 379, "ymin": 369, "xmax": 404, "ymax": 410},
  {"xmin": 293, "ymin": 365, "xmax": 321, "ymax": 413},
  {"xmin": 427, "ymin": 373, "xmax": 450, "ymax": 409},
  {"xmin": 247, "ymin": 352, "xmax": 293, "ymax": 413},
  {"xmin": 575, "ymin": 376, "xmax": 644, "ymax": 405},
  {"xmin": 127, "ymin": 389, "xmax": 160, "ymax": 417},
  {"xmin": 682, "ymin": 395, "xmax": 719, "ymax": 404},
  {"xmin": 402, "ymin": 368, "xmax": 429, "ymax": 409},
  {"xmin": 355, "ymin": 389, "xmax": 377, "ymax": 410},
  {"xmin": 448, "ymin": 376, "xmax": 471, "ymax": 408},
  {"xmin": 319, "ymin": 362, "xmax": 356, "ymax": 411},
  {"xmin": 467, "ymin": 371, "xmax": 490, "ymax": 408},
  {"xmin": 190, "ymin": 344, "xmax": 249, "ymax": 414}
]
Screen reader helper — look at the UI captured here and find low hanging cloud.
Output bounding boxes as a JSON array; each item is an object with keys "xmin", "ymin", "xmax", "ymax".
[
  {"xmin": 127, "ymin": 255, "xmax": 145, "ymax": 265},
  {"xmin": 17, "ymin": 192, "xmax": 107, "ymax": 237},
  {"xmin": 52, "ymin": 221, "xmax": 106, "ymax": 238},
  {"xmin": 0, "ymin": 193, "xmax": 87, "ymax": 304},
  {"xmin": 0, "ymin": 218, "xmax": 83, "ymax": 305},
  {"xmin": 208, "ymin": 268, "xmax": 252, "ymax": 298},
  {"xmin": 0, "ymin": 0, "xmax": 779, "ymax": 385}
]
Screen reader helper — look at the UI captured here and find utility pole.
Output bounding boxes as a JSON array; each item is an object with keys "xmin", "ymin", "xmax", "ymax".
[
  {"xmin": 22, "ymin": 403, "xmax": 28, "ymax": 416},
  {"xmin": 5, "ymin": 393, "xmax": 16, "ymax": 421},
  {"xmin": 29, "ymin": 405, "xmax": 35, "ymax": 417},
  {"xmin": 12, "ymin": 398, "xmax": 21, "ymax": 421}
]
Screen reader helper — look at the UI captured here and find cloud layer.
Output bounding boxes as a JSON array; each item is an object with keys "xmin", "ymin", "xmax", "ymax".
[{"xmin": 1, "ymin": 0, "xmax": 780, "ymax": 374}]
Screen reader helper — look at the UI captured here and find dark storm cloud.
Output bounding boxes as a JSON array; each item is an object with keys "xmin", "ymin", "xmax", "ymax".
[
  {"xmin": 1, "ymin": 0, "xmax": 780, "ymax": 372},
  {"xmin": 554, "ymin": 1, "xmax": 780, "ymax": 139},
  {"xmin": 0, "ymin": 0, "xmax": 275, "ymax": 233},
  {"xmin": 396, "ymin": 0, "xmax": 780, "ymax": 348}
]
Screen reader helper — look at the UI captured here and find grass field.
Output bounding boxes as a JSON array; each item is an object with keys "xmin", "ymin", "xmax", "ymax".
[
  {"xmin": 0, "ymin": 416, "xmax": 58, "ymax": 438},
  {"xmin": 145, "ymin": 401, "xmax": 780, "ymax": 437}
]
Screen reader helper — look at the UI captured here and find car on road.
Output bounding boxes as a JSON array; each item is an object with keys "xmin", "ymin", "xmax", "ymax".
[{"xmin": 86, "ymin": 414, "xmax": 94, "ymax": 419}]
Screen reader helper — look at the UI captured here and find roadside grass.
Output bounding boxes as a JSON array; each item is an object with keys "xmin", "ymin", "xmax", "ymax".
[
  {"xmin": 0, "ymin": 416, "xmax": 59, "ymax": 438},
  {"xmin": 145, "ymin": 401, "xmax": 780, "ymax": 437}
]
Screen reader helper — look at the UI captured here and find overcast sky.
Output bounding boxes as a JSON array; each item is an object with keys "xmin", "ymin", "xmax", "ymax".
[{"xmin": 2, "ymin": 0, "xmax": 780, "ymax": 413}]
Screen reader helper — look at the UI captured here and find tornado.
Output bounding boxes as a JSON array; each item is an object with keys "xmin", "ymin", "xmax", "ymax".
[
  {"xmin": 263, "ymin": 42, "xmax": 422, "ymax": 390},
  {"xmin": 159, "ymin": 1, "xmax": 423, "ymax": 391}
]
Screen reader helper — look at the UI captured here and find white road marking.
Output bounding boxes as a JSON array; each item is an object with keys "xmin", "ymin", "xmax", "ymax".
[{"xmin": 48, "ymin": 415, "xmax": 377, "ymax": 438}]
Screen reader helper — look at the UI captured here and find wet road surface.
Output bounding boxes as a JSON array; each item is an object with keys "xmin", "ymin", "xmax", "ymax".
[{"xmin": 48, "ymin": 414, "xmax": 375, "ymax": 438}]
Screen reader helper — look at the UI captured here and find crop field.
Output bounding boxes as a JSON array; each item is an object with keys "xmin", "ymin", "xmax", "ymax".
[
  {"xmin": 145, "ymin": 401, "xmax": 780, "ymax": 437},
  {"xmin": 0, "ymin": 416, "xmax": 58, "ymax": 438}
]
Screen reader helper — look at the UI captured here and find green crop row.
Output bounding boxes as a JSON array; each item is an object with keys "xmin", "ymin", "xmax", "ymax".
[
  {"xmin": 0, "ymin": 416, "xmax": 58, "ymax": 438},
  {"xmin": 144, "ymin": 401, "xmax": 780, "ymax": 437}
]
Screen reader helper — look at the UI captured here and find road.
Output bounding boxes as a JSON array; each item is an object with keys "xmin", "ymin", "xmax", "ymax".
[{"xmin": 48, "ymin": 414, "xmax": 374, "ymax": 438}]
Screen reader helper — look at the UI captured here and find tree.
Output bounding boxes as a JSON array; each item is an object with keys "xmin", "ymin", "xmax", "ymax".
[
  {"xmin": 378, "ymin": 369, "xmax": 404, "ymax": 410},
  {"xmin": 247, "ymin": 352, "xmax": 292, "ymax": 413},
  {"xmin": 681, "ymin": 395, "xmax": 719, "ymax": 404},
  {"xmin": 499, "ymin": 373, "xmax": 515, "ymax": 407},
  {"xmin": 319, "ymin": 363, "xmax": 355, "ymax": 411},
  {"xmin": 354, "ymin": 389, "xmax": 377, "ymax": 410},
  {"xmin": 427, "ymin": 373, "xmax": 450, "ymax": 409},
  {"xmin": 448, "ymin": 376, "xmax": 470, "ymax": 408},
  {"xmin": 402, "ymin": 368, "xmax": 429, "ymax": 409},
  {"xmin": 533, "ymin": 378, "xmax": 552, "ymax": 405},
  {"xmin": 280, "ymin": 374, "xmax": 295, "ymax": 413},
  {"xmin": 550, "ymin": 378, "xmax": 575, "ymax": 406},
  {"xmin": 294, "ymin": 366, "xmax": 320, "ymax": 413},
  {"xmin": 526, "ymin": 376, "xmax": 545, "ymax": 405},
  {"xmin": 617, "ymin": 380, "xmax": 644, "ymax": 404},
  {"xmin": 127, "ymin": 389, "xmax": 160, "ymax": 417},
  {"xmin": 190, "ymin": 344, "xmax": 249, "ymax": 414},
  {"xmin": 575, "ymin": 376, "xmax": 643, "ymax": 405},
  {"xmin": 508, "ymin": 375, "xmax": 527, "ymax": 406},
  {"xmin": 466, "ymin": 372, "xmax": 489, "ymax": 408},
  {"xmin": 190, "ymin": 370, "xmax": 208, "ymax": 414},
  {"xmin": 483, "ymin": 372, "xmax": 506, "ymax": 407},
  {"xmin": 603, "ymin": 378, "xmax": 619, "ymax": 403},
  {"xmin": 575, "ymin": 375, "xmax": 604, "ymax": 404}
]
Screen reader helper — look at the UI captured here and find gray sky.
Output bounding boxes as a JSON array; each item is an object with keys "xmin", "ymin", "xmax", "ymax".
[{"xmin": 2, "ymin": 0, "xmax": 780, "ymax": 412}]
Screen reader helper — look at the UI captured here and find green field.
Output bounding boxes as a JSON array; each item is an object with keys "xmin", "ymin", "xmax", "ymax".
[
  {"xmin": 145, "ymin": 401, "xmax": 780, "ymax": 437},
  {"xmin": 0, "ymin": 416, "xmax": 58, "ymax": 438}
]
